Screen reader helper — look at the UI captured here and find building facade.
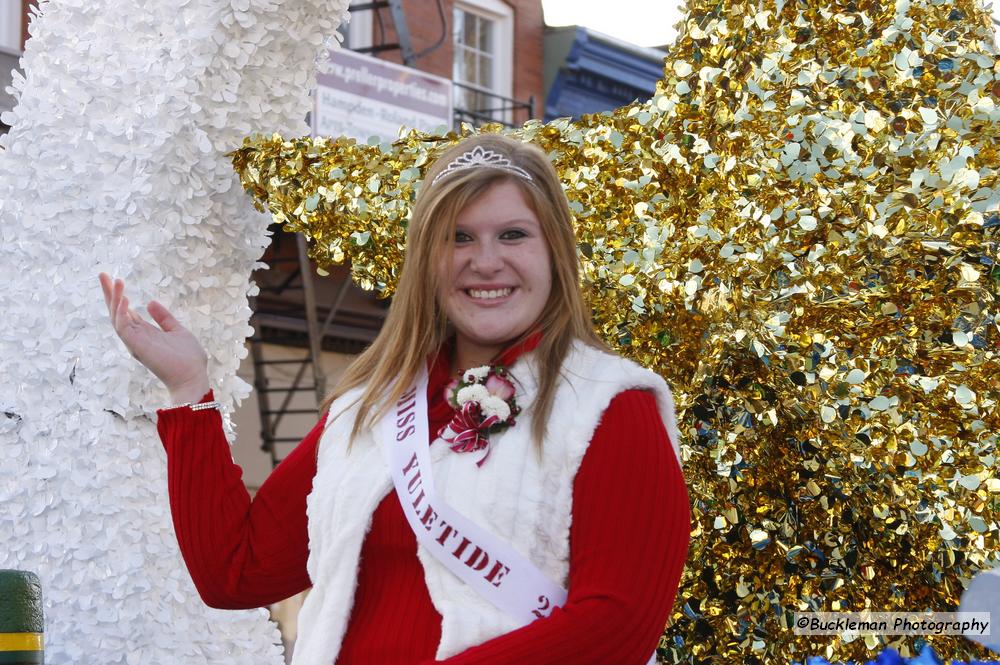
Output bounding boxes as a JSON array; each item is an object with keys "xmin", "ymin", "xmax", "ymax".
[
  {"xmin": 346, "ymin": 0, "xmax": 543, "ymax": 127},
  {"xmin": 543, "ymin": 25, "xmax": 666, "ymax": 121}
]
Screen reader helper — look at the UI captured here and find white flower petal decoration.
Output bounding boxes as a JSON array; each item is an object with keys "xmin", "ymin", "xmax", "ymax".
[
  {"xmin": 479, "ymin": 395, "xmax": 511, "ymax": 421},
  {"xmin": 463, "ymin": 366, "xmax": 491, "ymax": 383},
  {"xmin": 456, "ymin": 384, "xmax": 489, "ymax": 406},
  {"xmin": 0, "ymin": 0, "xmax": 348, "ymax": 663}
]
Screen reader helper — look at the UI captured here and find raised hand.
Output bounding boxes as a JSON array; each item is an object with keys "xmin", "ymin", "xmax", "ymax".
[{"xmin": 98, "ymin": 272, "xmax": 211, "ymax": 404}]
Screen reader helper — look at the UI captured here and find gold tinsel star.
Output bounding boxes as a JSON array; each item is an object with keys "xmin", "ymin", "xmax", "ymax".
[{"xmin": 232, "ymin": 0, "xmax": 999, "ymax": 661}]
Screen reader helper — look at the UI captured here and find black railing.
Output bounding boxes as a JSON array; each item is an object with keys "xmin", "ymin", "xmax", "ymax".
[{"xmin": 452, "ymin": 81, "xmax": 534, "ymax": 129}]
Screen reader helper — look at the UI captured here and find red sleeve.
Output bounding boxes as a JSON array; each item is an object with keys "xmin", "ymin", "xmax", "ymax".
[
  {"xmin": 156, "ymin": 390, "xmax": 324, "ymax": 609},
  {"xmin": 423, "ymin": 389, "xmax": 690, "ymax": 665}
]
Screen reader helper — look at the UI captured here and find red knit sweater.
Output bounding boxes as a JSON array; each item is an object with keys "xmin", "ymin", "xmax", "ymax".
[{"xmin": 156, "ymin": 340, "xmax": 690, "ymax": 664}]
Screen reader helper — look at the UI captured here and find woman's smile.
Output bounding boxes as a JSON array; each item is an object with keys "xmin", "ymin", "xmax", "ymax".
[{"xmin": 462, "ymin": 286, "xmax": 516, "ymax": 303}]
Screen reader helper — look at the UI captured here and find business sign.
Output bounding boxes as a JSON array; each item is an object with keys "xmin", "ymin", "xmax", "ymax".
[{"xmin": 313, "ymin": 48, "xmax": 453, "ymax": 142}]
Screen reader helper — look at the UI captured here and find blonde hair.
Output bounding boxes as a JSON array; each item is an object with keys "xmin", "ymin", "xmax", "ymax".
[{"xmin": 319, "ymin": 133, "xmax": 605, "ymax": 446}]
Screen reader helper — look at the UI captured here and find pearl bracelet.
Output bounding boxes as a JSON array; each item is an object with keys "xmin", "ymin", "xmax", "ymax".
[{"xmin": 167, "ymin": 400, "xmax": 223, "ymax": 412}]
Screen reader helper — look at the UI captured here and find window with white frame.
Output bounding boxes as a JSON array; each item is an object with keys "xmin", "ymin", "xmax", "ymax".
[{"xmin": 452, "ymin": 0, "xmax": 512, "ymax": 124}]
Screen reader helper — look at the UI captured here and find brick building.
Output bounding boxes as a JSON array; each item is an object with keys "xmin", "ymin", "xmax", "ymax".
[{"xmin": 345, "ymin": 0, "xmax": 543, "ymax": 126}]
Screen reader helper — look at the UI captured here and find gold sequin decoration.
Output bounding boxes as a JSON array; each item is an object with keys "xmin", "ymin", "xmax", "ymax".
[{"xmin": 232, "ymin": 0, "xmax": 999, "ymax": 661}]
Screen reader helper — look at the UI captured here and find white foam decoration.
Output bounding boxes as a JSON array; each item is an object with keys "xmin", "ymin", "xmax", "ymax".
[{"xmin": 0, "ymin": 0, "xmax": 348, "ymax": 662}]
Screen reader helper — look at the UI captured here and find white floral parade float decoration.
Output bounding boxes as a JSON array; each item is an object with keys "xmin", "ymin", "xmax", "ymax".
[{"xmin": 0, "ymin": 0, "xmax": 347, "ymax": 662}]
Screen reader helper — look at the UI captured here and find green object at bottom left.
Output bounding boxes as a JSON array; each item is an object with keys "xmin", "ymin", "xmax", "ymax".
[{"xmin": 0, "ymin": 570, "xmax": 44, "ymax": 664}]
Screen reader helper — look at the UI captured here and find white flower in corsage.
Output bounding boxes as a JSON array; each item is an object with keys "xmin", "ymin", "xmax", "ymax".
[
  {"xmin": 439, "ymin": 364, "xmax": 519, "ymax": 467},
  {"xmin": 463, "ymin": 366, "xmax": 491, "ymax": 383},
  {"xmin": 479, "ymin": 395, "xmax": 511, "ymax": 421},
  {"xmin": 456, "ymin": 384, "xmax": 489, "ymax": 406}
]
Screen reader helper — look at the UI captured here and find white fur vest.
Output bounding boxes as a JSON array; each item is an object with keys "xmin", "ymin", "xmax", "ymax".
[{"xmin": 291, "ymin": 340, "xmax": 681, "ymax": 664}]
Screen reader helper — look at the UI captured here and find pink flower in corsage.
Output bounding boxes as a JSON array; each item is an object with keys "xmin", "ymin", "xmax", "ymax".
[
  {"xmin": 484, "ymin": 373, "xmax": 516, "ymax": 400},
  {"xmin": 439, "ymin": 364, "xmax": 519, "ymax": 467},
  {"xmin": 442, "ymin": 377, "xmax": 461, "ymax": 405}
]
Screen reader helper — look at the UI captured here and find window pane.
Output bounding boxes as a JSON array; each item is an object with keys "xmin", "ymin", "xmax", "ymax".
[
  {"xmin": 454, "ymin": 8, "xmax": 495, "ymax": 53},
  {"xmin": 464, "ymin": 49, "xmax": 480, "ymax": 85},
  {"xmin": 465, "ymin": 13, "xmax": 479, "ymax": 49},
  {"xmin": 478, "ymin": 17, "xmax": 494, "ymax": 53},
  {"xmin": 454, "ymin": 46, "xmax": 483, "ymax": 87},
  {"xmin": 478, "ymin": 53, "xmax": 493, "ymax": 89},
  {"xmin": 452, "ymin": 9, "xmax": 464, "ymax": 45},
  {"xmin": 477, "ymin": 90, "xmax": 492, "ymax": 113},
  {"xmin": 453, "ymin": 44, "xmax": 465, "ymax": 81}
]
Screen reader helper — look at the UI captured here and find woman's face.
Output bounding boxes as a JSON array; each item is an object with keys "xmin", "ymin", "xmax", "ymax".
[{"xmin": 438, "ymin": 179, "xmax": 552, "ymax": 369}]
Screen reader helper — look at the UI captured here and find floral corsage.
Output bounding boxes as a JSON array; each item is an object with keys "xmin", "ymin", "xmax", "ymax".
[{"xmin": 438, "ymin": 364, "xmax": 520, "ymax": 467}]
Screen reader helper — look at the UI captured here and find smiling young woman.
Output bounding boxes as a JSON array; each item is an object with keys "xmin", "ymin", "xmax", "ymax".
[{"xmin": 102, "ymin": 133, "xmax": 690, "ymax": 665}]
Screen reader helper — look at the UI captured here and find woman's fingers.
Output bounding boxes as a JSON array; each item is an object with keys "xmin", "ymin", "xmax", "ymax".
[
  {"xmin": 109, "ymin": 278, "xmax": 123, "ymax": 324},
  {"xmin": 101, "ymin": 275, "xmax": 176, "ymax": 343},
  {"xmin": 113, "ymin": 291, "xmax": 125, "ymax": 330},
  {"xmin": 147, "ymin": 300, "xmax": 180, "ymax": 332},
  {"xmin": 110, "ymin": 281, "xmax": 136, "ymax": 331},
  {"xmin": 122, "ymin": 296, "xmax": 135, "ymax": 325},
  {"xmin": 98, "ymin": 273, "xmax": 112, "ymax": 310},
  {"xmin": 101, "ymin": 276, "xmax": 145, "ymax": 331},
  {"xmin": 116, "ymin": 293, "xmax": 133, "ymax": 331},
  {"xmin": 122, "ymin": 296, "xmax": 141, "ymax": 327},
  {"xmin": 98, "ymin": 273, "xmax": 118, "ymax": 319}
]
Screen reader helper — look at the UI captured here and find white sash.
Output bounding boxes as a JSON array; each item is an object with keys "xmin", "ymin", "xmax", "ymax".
[
  {"xmin": 377, "ymin": 368, "xmax": 565, "ymax": 624},
  {"xmin": 377, "ymin": 368, "xmax": 658, "ymax": 664}
]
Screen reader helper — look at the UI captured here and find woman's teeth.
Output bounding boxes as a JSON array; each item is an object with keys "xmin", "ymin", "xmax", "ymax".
[{"xmin": 467, "ymin": 288, "xmax": 513, "ymax": 300}]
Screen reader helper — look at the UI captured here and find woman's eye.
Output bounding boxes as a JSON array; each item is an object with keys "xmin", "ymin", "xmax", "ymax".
[
  {"xmin": 454, "ymin": 231, "xmax": 472, "ymax": 243},
  {"xmin": 500, "ymin": 229, "xmax": 526, "ymax": 240}
]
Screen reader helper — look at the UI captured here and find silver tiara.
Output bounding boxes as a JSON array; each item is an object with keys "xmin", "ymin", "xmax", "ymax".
[{"xmin": 431, "ymin": 145, "xmax": 533, "ymax": 186}]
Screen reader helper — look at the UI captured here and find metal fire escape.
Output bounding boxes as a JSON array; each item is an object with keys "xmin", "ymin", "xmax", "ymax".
[
  {"xmin": 349, "ymin": 0, "xmax": 417, "ymax": 65},
  {"xmin": 249, "ymin": 228, "xmax": 385, "ymax": 468}
]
